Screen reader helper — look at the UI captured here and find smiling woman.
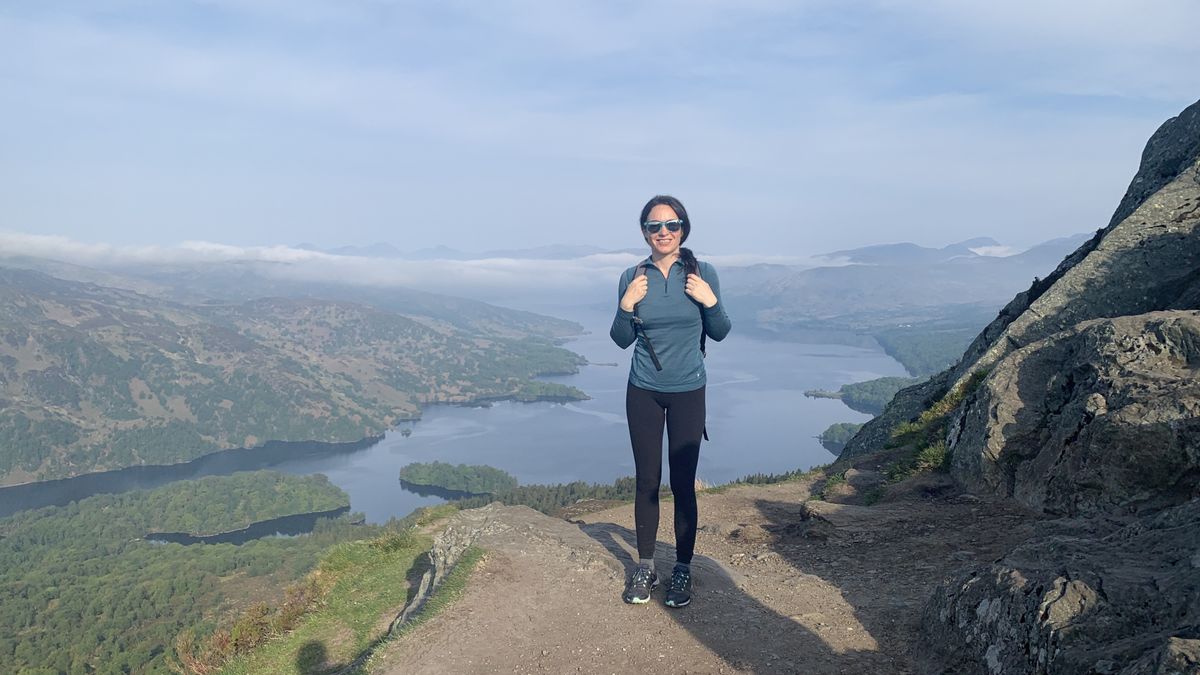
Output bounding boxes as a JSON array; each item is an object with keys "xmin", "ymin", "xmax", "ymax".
[{"xmin": 609, "ymin": 194, "xmax": 732, "ymax": 608}]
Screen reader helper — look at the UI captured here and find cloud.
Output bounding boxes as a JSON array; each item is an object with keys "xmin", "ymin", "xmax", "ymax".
[
  {"xmin": 968, "ymin": 245, "xmax": 1019, "ymax": 257},
  {"xmin": 1, "ymin": 1, "xmax": 1196, "ymax": 256},
  {"xmin": 0, "ymin": 229, "xmax": 823, "ymax": 306}
]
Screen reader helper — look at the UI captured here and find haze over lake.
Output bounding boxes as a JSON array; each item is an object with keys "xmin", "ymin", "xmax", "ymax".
[{"xmin": 265, "ymin": 305, "xmax": 907, "ymax": 523}]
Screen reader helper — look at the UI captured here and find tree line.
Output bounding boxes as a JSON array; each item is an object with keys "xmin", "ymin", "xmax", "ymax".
[{"xmin": 399, "ymin": 461, "xmax": 519, "ymax": 495}]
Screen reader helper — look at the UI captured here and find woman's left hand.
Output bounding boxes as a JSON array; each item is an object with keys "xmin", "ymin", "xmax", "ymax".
[{"xmin": 684, "ymin": 273, "xmax": 718, "ymax": 308}]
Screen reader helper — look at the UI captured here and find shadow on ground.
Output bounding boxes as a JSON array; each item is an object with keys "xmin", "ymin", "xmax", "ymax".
[{"xmin": 577, "ymin": 518, "xmax": 900, "ymax": 673}]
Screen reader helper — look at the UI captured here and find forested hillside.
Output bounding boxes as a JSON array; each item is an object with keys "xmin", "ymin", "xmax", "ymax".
[
  {"xmin": 0, "ymin": 471, "xmax": 369, "ymax": 674},
  {"xmin": 0, "ymin": 266, "xmax": 586, "ymax": 484}
]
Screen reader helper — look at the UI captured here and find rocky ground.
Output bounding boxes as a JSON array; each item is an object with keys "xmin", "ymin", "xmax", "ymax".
[{"xmin": 372, "ymin": 469, "xmax": 1041, "ymax": 674}]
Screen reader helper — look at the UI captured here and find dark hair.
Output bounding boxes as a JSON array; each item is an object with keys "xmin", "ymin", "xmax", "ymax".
[
  {"xmin": 639, "ymin": 194, "xmax": 691, "ymax": 243},
  {"xmin": 639, "ymin": 194, "xmax": 698, "ymax": 274}
]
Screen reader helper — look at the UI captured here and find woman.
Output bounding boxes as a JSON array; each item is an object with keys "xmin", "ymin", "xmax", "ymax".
[{"xmin": 609, "ymin": 194, "xmax": 732, "ymax": 608}]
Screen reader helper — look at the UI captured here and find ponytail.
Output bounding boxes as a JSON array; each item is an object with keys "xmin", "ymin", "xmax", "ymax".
[{"xmin": 679, "ymin": 247, "xmax": 699, "ymax": 276}]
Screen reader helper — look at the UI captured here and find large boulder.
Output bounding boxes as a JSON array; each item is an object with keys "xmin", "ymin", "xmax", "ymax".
[
  {"xmin": 920, "ymin": 499, "xmax": 1200, "ymax": 675},
  {"xmin": 947, "ymin": 311, "xmax": 1200, "ymax": 516}
]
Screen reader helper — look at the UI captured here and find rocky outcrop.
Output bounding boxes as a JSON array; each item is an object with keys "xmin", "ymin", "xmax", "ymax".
[
  {"xmin": 921, "ymin": 500, "xmax": 1200, "ymax": 674},
  {"xmin": 840, "ymin": 98, "xmax": 1200, "ymax": 674},
  {"xmin": 948, "ymin": 311, "xmax": 1200, "ymax": 516},
  {"xmin": 936, "ymin": 96, "xmax": 1200, "ymax": 515},
  {"xmin": 842, "ymin": 98, "xmax": 1200, "ymax": 462},
  {"xmin": 947, "ymin": 100, "xmax": 1200, "ymax": 392},
  {"xmin": 844, "ymin": 99, "xmax": 1200, "ymax": 513}
]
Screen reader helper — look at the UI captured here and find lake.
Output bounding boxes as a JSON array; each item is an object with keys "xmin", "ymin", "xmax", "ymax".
[
  {"xmin": 264, "ymin": 305, "xmax": 908, "ymax": 523},
  {"xmin": 0, "ymin": 306, "xmax": 908, "ymax": 525}
]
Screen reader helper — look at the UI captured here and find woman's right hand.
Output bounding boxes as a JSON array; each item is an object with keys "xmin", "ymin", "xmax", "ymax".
[{"xmin": 619, "ymin": 275, "xmax": 649, "ymax": 313}]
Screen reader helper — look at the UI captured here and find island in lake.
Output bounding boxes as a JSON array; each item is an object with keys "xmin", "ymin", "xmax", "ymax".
[{"xmin": 398, "ymin": 461, "xmax": 519, "ymax": 496}]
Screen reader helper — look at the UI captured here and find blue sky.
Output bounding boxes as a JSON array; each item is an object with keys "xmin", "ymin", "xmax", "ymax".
[{"xmin": 2, "ymin": 0, "xmax": 1198, "ymax": 257}]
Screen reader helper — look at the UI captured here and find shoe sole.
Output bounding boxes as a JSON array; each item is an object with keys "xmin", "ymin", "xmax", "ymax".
[{"xmin": 664, "ymin": 597, "xmax": 690, "ymax": 608}]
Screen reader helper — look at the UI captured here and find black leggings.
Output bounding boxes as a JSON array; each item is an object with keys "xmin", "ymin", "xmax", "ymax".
[{"xmin": 626, "ymin": 382, "xmax": 705, "ymax": 565}]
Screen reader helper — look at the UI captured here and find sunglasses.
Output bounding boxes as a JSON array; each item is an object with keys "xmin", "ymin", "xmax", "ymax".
[{"xmin": 642, "ymin": 219, "xmax": 683, "ymax": 234}]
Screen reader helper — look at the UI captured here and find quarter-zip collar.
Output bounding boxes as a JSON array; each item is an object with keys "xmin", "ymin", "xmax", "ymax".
[{"xmin": 638, "ymin": 254, "xmax": 684, "ymax": 280}]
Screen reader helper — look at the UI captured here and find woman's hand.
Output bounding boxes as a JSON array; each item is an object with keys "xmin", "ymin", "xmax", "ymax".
[
  {"xmin": 685, "ymin": 273, "xmax": 717, "ymax": 308},
  {"xmin": 619, "ymin": 275, "xmax": 649, "ymax": 312}
]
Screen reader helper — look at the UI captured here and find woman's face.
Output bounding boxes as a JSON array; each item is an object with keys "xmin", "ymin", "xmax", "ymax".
[{"xmin": 644, "ymin": 204, "xmax": 682, "ymax": 258}]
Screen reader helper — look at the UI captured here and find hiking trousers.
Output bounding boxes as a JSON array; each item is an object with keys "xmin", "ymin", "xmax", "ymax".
[{"xmin": 626, "ymin": 382, "xmax": 705, "ymax": 565}]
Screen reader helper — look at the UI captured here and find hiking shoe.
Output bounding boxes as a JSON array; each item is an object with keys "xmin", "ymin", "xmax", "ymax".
[
  {"xmin": 663, "ymin": 566, "xmax": 693, "ymax": 608},
  {"xmin": 622, "ymin": 565, "xmax": 659, "ymax": 604}
]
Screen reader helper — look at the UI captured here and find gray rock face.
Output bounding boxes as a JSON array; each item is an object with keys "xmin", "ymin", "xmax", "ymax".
[
  {"xmin": 948, "ymin": 311, "xmax": 1200, "ymax": 516},
  {"xmin": 878, "ymin": 98, "xmax": 1200, "ymax": 675},
  {"xmin": 947, "ymin": 100, "xmax": 1200, "ymax": 393},
  {"xmin": 920, "ymin": 499, "xmax": 1200, "ymax": 675},
  {"xmin": 843, "ymin": 98, "xmax": 1200, "ymax": 462}
]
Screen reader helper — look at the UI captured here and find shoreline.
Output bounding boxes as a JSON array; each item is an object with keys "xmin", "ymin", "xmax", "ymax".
[
  {"xmin": 0, "ymin": 436, "xmax": 382, "ymax": 518},
  {"xmin": 0, "ymin": 390, "xmax": 594, "ymax": 518},
  {"xmin": 144, "ymin": 505, "xmax": 353, "ymax": 545},
  {"xmin": 0, "ymin": 435, "xmax": 387, "ymax": 491},
  {"xmin": 0, "ymin": 386, "xmax": 590, "ymax": 491},
  {"xmin": 397, "ymin": 479, "xmax": 489, "ymax": 500}
]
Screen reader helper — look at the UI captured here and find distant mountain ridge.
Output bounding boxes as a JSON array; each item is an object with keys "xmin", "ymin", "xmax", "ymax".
[
  {"xmin": 722, "ymin": 233, "xmax": 1091, "ymax": 374},
  {"xmin": 0, "ymin": 253, "xmax": 582, "ymax": 339},
  {"xmin": 822, "ymin": 236, "xmax": 1004, "ymax": 265},
  {"xmin": 731, "ymin": 233, "xmax": 1090, "ymax": 324}
]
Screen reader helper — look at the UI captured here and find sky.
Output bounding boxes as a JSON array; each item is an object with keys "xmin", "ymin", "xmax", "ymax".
[{"xmin": 2, "ymin": 0, "xmax": 1199, "ymax": 259}]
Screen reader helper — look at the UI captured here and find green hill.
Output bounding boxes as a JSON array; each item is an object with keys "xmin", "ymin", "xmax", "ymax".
[
  {"xmin": 0, "ymin": 471, "xmax": 366, "ymax": 674},
  {"xmin": 0, "ymin": 266, "xmax": 586, "ymax": 483}
]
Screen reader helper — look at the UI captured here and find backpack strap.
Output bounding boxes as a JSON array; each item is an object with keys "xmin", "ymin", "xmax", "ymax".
[
  {"xmin": 689, "ymin": 258, "xmax": 711, "ymax": 440},
  {"xmin": 687, "ymin": 258, "xmax": 707, "ymax": 358},
  {"xmin": 631, "ymin": 265, "xmax": 663, "ymax": 371}
]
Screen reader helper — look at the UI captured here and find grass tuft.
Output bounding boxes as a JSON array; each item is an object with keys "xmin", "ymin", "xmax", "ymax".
[
  {"xmin": 349, "ymin": 546, "xmax": 486, "ymax": 674},
  {"xmin": 812, "ymin": 470, "xmax": 847, "ymax": 501},
  {"xmin": 874, "ymin": 369, "xmax": 989, "ymax": 494},
  {"xmin": 883, "ymin": 440, "xmax": 949, "ymax": 484},
  {"xmin": 207, "ymin": 528, "xmax": 430, "ymax": 675}
]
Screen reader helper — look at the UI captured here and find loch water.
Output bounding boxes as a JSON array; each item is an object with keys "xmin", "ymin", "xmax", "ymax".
[
  {"xmin": 265, "ymin": 306, "xmax": 908, "ymax": 523},
  {"xmin": 0, "ymin": 307, "xmax": 908, "ymax": 526}
]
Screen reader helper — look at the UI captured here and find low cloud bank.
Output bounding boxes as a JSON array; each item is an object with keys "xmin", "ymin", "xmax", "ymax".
[{"xmin": 0, "ymin": 231, "xmax": 813, "ymax": 303}]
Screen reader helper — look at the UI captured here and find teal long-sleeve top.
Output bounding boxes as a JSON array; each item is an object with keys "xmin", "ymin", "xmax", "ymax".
[{"xmin": 609, "ymin": 257, "xmax": 732, "ymax": 392}]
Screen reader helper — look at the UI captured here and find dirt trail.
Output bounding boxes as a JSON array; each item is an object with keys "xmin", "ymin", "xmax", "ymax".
[{"xmin": 374, "ymin": 474, "xmax": 1039, "ymax": 674}]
